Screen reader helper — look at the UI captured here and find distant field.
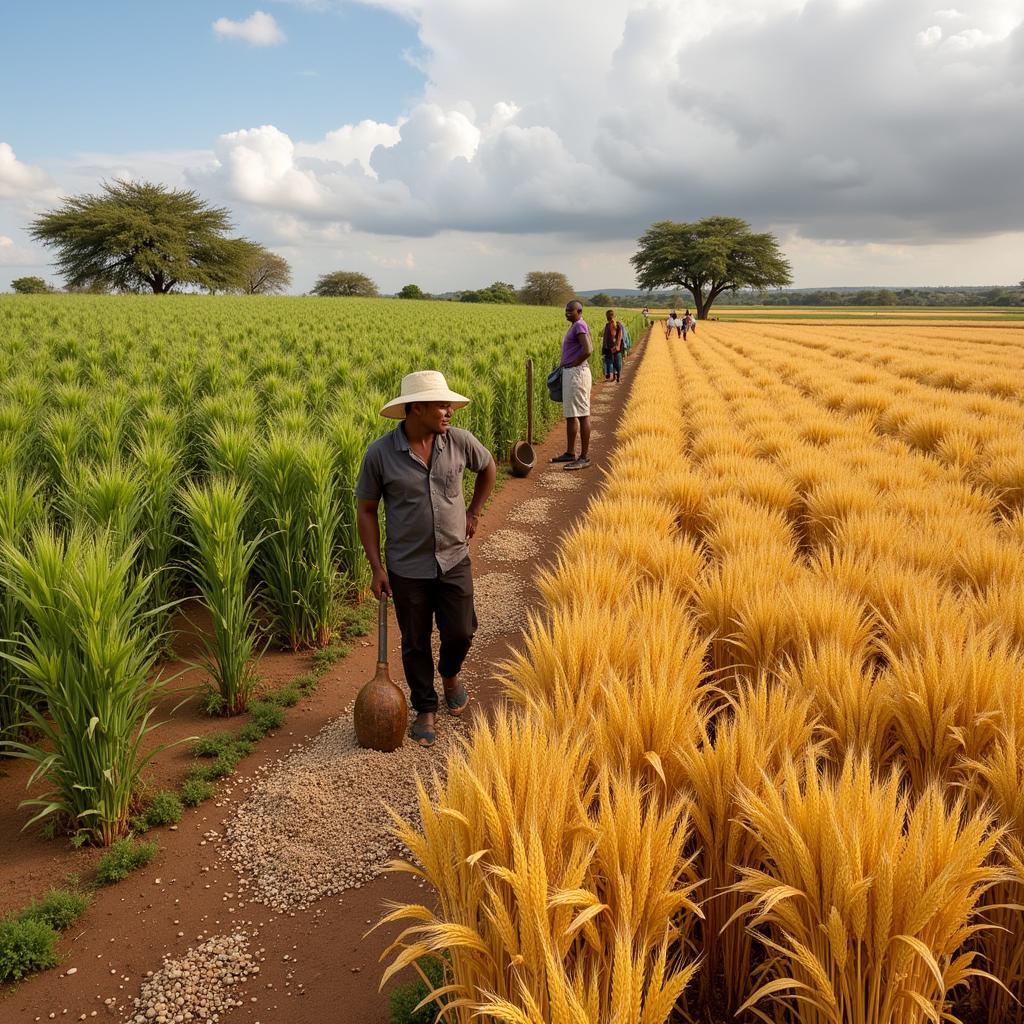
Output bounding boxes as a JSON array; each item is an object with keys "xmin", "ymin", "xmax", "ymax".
[{"xmin": 648, "ymin": 305, "xmax": 1024, "ymax": 324}]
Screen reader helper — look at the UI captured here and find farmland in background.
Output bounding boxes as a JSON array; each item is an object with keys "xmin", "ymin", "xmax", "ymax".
[{"xmin": 386, "ymin": 316, "xmax": 1024, "ymax": 1024}]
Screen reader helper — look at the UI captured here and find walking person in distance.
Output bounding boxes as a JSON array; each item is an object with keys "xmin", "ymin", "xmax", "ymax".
[
  {"xmin": 355, "ymin": 370, "xmax": 497, "ymax": 748},
  {"xmin": 550, "ymin": 299, "xmax": 593, "ymax": 471},
  {"xmin": 601, "ymin": 308, "xmax": 624, "ymax": 383}
]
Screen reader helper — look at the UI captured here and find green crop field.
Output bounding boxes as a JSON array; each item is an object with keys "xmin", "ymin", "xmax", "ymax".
[{"xmin": 0, "ymin": 294, "xmax": 641, "ymax": 843}]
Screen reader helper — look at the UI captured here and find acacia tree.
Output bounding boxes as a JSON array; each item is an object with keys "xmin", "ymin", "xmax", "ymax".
[
  {"xmin": 311, "ymin": 271, "xmax": 379, "ymax": 297},
  {"xmin": 631, "ymin": 216, "xmax": 792, "ymax": 319},
  {"xmin": 240, "ymin": 245, "xmax": 291, "ymax": 294},
  {"xmin": 10, "ymin": 276, "xmax": 52, "ymax": 294},
  {"xmin": 519, "ymin": 271, "xmax": 575, "ymax": 307},
  {"xmin": 30, "ymin": 180, "xmax": 254, "ymax": 294}
]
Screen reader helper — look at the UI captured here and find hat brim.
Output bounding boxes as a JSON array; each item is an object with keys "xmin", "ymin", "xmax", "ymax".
[{"xmin": 380, "ymin": 389, "xmax": 471, "ymax": 419}]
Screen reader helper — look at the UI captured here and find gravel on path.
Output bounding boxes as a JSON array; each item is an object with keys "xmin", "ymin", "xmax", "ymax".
[{"xmin": 127, "ymin": 932, "xmax": 260, "ymax": 1024}]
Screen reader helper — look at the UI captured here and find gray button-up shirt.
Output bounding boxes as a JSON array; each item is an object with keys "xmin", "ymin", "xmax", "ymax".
[{"xmin": 355, "ymin": 424, "xmax": 493, "ymax": 579}]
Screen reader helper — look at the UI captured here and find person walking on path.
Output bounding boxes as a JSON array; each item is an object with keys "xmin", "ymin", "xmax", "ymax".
[
  {"xmin": 550, "ymin": 299, "xmax": 593, "ymax": 471},
  {"xmin": 601, "ymin": 308, "xmax": 624, "ymax": 383},
  {"xmin": 683, "ymin": 310, "xmax": 696, "ymax": 338},
  {"xmin": 355, "ymin": 370, "xmax": 497, "ymax": 747},
  {"xmin": 665, "ymin": 311, "xmax": 683, "ymax": 338},
  {"xmin": 642, "ymin": 304, "xmax": 650, "ymax": 327}
]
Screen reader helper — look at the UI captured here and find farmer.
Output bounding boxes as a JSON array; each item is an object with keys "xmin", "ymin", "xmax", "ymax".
[
  {"xmin": 665, "ymin": 311, "xmax": 682, "ymax": 338},
  {"xmin": 550, "ymin": 299, "xmax": 593, "ymax": 470},
  {"xmin": 683, "ymin": 309, "xmax": 696, "ymax": 337},
  {"xmin": 601, "ymin": 308, "xmax": 624, "ymax": 383},
  {"xmin": 642, "ymin": 304, "xmax": 650, "ymax": 326},
  {"xmin": 355, "ymin": 370, "xmax": 497, "ymax": 748}
]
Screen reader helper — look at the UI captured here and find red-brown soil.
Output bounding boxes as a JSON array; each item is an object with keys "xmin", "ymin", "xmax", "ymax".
[{"xmin": 0, "ymin": 339, "xmax": 643, "ymax": 1024}]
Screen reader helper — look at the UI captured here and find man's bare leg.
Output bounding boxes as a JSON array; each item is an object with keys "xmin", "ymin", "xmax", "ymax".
[
  {"xmin": 579, "ymin": 415, "xmax": 591, "ymax": 459},
  {"xmin": 566, "ymin": 417, "xmax": 579, "ymax": 456}
]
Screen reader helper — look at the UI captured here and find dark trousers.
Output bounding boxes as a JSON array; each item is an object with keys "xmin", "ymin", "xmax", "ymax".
[{"xmin": 388, "ymin": 557, "xmax": 477, "ymax": 713}]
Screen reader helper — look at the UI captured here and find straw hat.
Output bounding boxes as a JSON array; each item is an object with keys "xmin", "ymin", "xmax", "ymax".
[{"xmin": 379, "ymin": 370, "xmax": 471, "ymax": 419}]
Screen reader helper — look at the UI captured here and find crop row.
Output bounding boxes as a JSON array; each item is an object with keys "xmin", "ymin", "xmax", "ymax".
[
  {"xmin": 385, "ymin": 322, "xmax": 1024, "ymax": 1024},
  {"xmin": 0, "ymin": 295, "xmax": 641, "ymax": 844}
]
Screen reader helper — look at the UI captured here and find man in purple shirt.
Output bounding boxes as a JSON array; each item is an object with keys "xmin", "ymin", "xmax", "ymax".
[{"xmin": 550, "ymin": 299, "xmax": 593, "ymax": 470}]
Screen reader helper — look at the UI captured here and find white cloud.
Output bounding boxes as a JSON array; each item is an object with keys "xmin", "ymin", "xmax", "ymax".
[
  {"xmin": 212, "ymin": 11, "xmax": 286, "ymax": 46},
  {"xmin": 0, "ymin": 142, "xmax": 53, "ymax": 199},
  {"xmin": 9, "ymin": 0, "xmax": 1024, "ymax": 292}
]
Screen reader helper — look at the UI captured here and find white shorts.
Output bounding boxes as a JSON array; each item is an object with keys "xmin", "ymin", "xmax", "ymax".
[{"xmin": 562, "ymin": 364, "xmax": 592, "ymax": 418}]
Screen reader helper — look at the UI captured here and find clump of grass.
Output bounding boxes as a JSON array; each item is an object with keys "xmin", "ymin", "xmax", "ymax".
[
  {"xmin": 0, "ymin": 917, "xmax": 59, "ymax": 982},
  {"xmin": 311, "ymin": 643, "xmax": 350, "ymax": 675},
  {"xmin": 95, "ymin": 837, "xmax": 158, "ymax": 885},
  {"xmin": 16, "ymin": 888, "xmax": 90, "ymax": 931},
  {"xmin": 263, "ymin": 684, "xmax": 300, "ymax": 708},
  {"xmin": 179, "ymin": 778, "xmax": 215, "ymax": 808},
  {"xmin": 294, "ymin": 673, "xmax": 318, "ymax": 696},
  {"xmin": 247, "ymin": 700, "xmax": 283, "ymax": 735},
  {"xmin": 191, "ymin": 732, "xmax": 236, "ymax": 758},
  {"xmin": 180, "ymin": 478, "xmax": 263, "ymax": 715},
  {"xmin": 0, "ymin": 528, "xmax": 175, "ymax": 845},
  {"xmin": 335, "ymin": 598, "xmax": 375, "ymax": 639},
  {"xmin": 142, "ymin": 790, "xmax": 182, "ymax": 827}
]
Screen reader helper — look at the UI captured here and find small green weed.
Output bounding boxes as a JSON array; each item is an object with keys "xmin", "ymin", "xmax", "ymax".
[
  {"xmin": 311, "ymin": 644, "xmax": 350, "ymax": 675},
  {"xmin": 247, "ymin": 700, "xmax": 283, "ymax": 735},
  {"xmin": 95, "ymin": 838, "xmax": 158, "ymax": 885},
  {"xmin": 294, "ymin": 673, "xmax": 318, "ymax": 695},
  {"xmin": 191, "ymin": 732, "xmax": 236, "ymax": 758},
  {"xmin": 144, "ymin": 791, "xmax": 183, "ymax": 827},
  {"xmin": 180, "ymin": 778, "xmax": 215, "ymax": 807},
  {"xmin": 0, "ymin": 917, "xmax": 59, "ymax": 982},
  {"xmin": 200, "ymin": 687, "xmax": 226, "ymax": 717},
  {"xmin": 264, "ymin": 684, "xmax": 300, "ymax": 708},
  {"xmin": 388, "ymin": 956, "xmax": 447, "ymax": 1024},
  {"xmin": 17, "ymin": 889, "xmax": 90, "ymax": 932}
]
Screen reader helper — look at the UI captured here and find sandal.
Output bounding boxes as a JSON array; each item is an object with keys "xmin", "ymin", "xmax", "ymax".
[
  {"xmin": 444, "ymin": 682, "xmax": 469, "ymax": 716},
  {"xmin": 549, "ymin": 451, "xmax": 575, "ymax": 463},
  {"xmin": 410, "ymin": 720, "xmax": 436, "ymax": 747}
]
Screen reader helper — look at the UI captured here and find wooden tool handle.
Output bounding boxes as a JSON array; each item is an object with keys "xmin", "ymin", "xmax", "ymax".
[
  {"xmin": 377, "ymin": 593, "xmax": 388, "ymax": 664},
  {"xmin": 526, "ymin": 358, "xmax": 534, "ymax": 445}
]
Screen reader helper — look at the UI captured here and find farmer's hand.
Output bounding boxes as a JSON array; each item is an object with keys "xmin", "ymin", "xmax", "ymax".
[
  {"xmin": 466, "ymin": 511, "xmax": 481, "ymax": 540},
  {"xmin": 371, "ymin": 566, "xmax": 392, "ymax": 599}
]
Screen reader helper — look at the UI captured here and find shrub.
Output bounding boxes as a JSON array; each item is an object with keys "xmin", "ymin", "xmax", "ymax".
[
  {"xmin": 17, "ymin": 889, "xmax": 90, "ymax": 931},
  {"xmin": 264, "ymin": 684, "xmax": 300, "ymax": 708},
  {"xmin": 191, "ymin": 732, "xmax": 236, "ymax": 758},
  {"xmin": 388, "ymin": 956, "xmax": 447, "ymax": 1024},
  {"xmin": 144, "ymin": 791, "xmax": 182, "ymax": 827},
  {"xmin": 95, "ymin": 837, "xmax": 158, "ymax": 885},
  {"xmin": 0, "ymin": 917, "xmax": 59, "ymax": 982},
  {"xmin": 179, "ymin": 778, "xmax": 214, "ymax": 807},
  {"xmin": 247, "ymin": 700, "xmax": 283, "ymax": 735}
]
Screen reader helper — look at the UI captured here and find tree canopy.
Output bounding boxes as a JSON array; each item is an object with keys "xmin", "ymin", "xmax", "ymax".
[
  {"xmin": 240, "ymin": 245, "xmax": 292, "ymax": 295},
  {"xmin": 10, "ymin": 276, "xmax": 53, "ymax": 294},
  {"xmin": 460, "ymin": 281, "xmax": 517, "ymax": 304},
  {"xmin": 311, "ymin": 270, "xmax": 379, "ymax": 297},
  {"xmin": 631, "ymin": 216, "xmax": 792, "ymax": 319},
  {"xmin": 519, "ymin": 271, "xmax": 575, "ymax": 307},
  {"xmin": 397, "ymin": 283, "xmax": 426, "ymax": 299},
  {"xmin": 29, "ymin": 179, "xmax": 255, "ymax": 295}
]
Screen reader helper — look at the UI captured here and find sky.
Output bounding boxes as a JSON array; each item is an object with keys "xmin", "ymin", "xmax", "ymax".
[{"xmin": 1, "ymin": 0, "xmax": 1022, "ymax": 294}]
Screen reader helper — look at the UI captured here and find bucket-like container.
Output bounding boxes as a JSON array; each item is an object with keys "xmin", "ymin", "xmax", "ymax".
[{"xmin": 509, "ymin": 359, "xmax": 535, "ymax": 478}]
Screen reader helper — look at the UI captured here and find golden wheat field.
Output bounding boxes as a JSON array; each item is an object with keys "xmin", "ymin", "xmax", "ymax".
[{"xmin": 383, "ymin": 319, "xmax": 1024, "ymax": 1024}]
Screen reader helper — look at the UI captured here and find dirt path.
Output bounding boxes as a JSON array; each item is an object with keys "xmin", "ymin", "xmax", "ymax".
[{"xmin": 2, "ymin": 338, "xmax": 644, "ymax": 1024}]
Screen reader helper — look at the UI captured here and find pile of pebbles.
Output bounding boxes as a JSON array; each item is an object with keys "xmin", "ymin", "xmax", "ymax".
[
  {"xmin": 508, "ymin": 496, "xmax": 554, "ymax": 525},
  {"xmin": 480, "ymin": 528, "xmax": 536, "ymax": 562},
  {"xmin": 472, "ymin": 571, "xmax": 526, "ymax": 644},
  {"xmin": 127, "ymin": 933, "xmax": 260, "ymax": 1024},
  {"xmin": 223, "ymin": 712, "xmax": 464, "ymax": 911}
]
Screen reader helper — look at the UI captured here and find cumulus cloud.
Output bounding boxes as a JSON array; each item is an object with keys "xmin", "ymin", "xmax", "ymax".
[
  {"xmin": 11, "ymin": 0, "xmax": 1024, "ymax": 290},
  {"xmin": 0, "ymin": 142, "xmax": 53, "ymax": 199},
  {"xmin": 212, "ymin": 11, "xmax": 286, "ymax": 46}
]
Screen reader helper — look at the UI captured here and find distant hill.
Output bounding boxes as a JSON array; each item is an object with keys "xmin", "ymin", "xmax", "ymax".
[{"xmin": 577, "ymin": 288, "xmax": 645, "ymax": 297}]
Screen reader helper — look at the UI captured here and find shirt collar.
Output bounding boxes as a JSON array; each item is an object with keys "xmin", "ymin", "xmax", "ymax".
[{"xmin": 394, "ymin": 422, "xmax": 447, "ymax": 452}]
